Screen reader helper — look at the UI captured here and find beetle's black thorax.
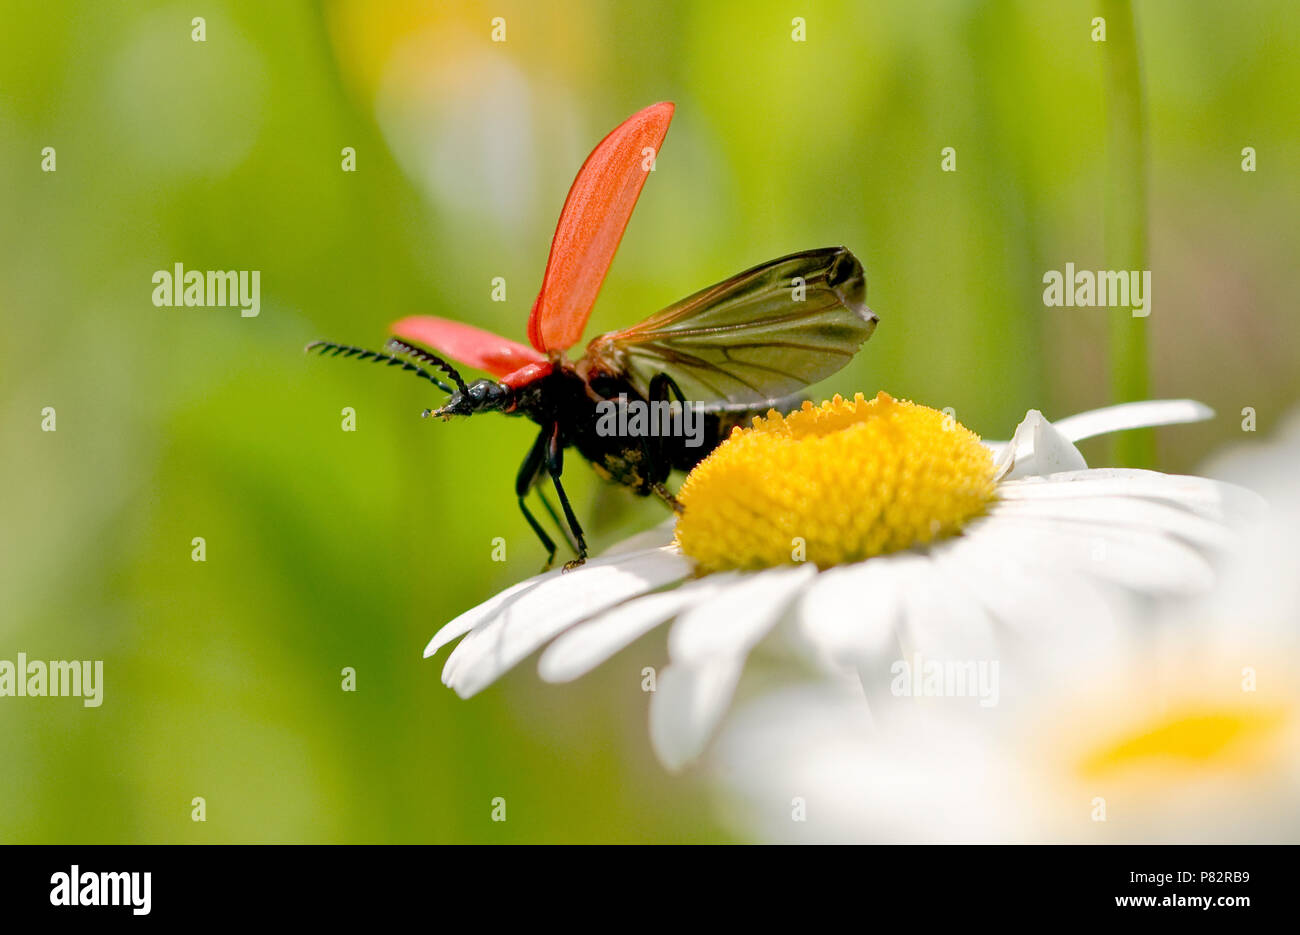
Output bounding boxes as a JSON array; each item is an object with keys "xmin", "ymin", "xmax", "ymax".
[{"xmin": 506, "ymin": 364, "xmax": 773, "ymax": 496}]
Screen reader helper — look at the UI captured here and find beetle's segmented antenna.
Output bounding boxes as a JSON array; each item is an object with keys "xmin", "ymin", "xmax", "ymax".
[
  {"xmin": 304, "ymin": 340, "xmax": 457, "ymax": 394},
  {"xmin": 384, "ymin": 338, "xmax": 470, "ymax": 396}
]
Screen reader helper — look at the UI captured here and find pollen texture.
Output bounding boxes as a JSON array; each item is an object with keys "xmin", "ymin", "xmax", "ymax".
[{"xmin": 674, "ymin": 391, "xmax": 997, "ymax": 572}]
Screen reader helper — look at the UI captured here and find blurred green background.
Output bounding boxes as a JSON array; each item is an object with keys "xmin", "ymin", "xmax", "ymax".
[{"xmin": 2, "ymin": 0, "xmax": 1297, "ymax": 842}]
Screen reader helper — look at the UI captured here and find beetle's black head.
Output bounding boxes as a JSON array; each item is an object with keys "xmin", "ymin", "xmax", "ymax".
[{"xmin": 427, "ymin": 378, "xmax": 511, "ymax": 419}]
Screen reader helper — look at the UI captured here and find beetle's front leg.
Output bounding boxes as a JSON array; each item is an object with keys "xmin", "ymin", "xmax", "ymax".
[
  {"xmin": 516, "ymin": 426, "xmax": 558, "ymax": 570},
  {"xmin": 544, "ymin": 423, "xmax": 589, "ymax": 571}
]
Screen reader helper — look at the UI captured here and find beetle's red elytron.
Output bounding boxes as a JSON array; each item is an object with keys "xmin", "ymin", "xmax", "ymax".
[{"xmin": 309, "ymin": 102, "xmax": 877, "ymax": 568}]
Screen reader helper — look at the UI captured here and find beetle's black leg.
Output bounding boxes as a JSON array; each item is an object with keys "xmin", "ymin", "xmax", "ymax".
[
  {"xmin": 516, "ymin": 427, "xmax": 557, "ymax": 569},
  {"xmin": 544, "ymin": 423, "xmax": 588, "ymax": 571},
  {"xmin": 538, "ymin": 486, "xmax": 580, "ymax": 554}
]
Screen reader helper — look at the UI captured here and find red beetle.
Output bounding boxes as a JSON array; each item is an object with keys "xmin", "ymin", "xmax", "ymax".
[{"xmin": 309, "ymin": 102, "xmax": 876, "ymax": 568}]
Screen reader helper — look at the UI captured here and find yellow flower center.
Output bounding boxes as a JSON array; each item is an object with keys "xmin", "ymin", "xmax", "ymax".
[
  {"xmin": 674, "ymin": 391, "xmax": 997, "ymax": 572},
  {"xmin": 1078, "ymin": 705, "xmax": 1290, "ymax": 780}
]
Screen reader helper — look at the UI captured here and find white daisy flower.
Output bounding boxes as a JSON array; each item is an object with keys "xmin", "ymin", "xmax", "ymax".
[{"xmin": 425, "ymin": 391, "xmax": 1255, "ymax": 770}]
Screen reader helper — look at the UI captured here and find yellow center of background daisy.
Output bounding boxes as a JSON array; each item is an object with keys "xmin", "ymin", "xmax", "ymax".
[
  {"xmin": 674, "ymin": 391, "xmax": 997, "ymax": 572},
  {"xmin": 1078, "ymin": 705, "xmax": 1289, "ymax": 779}
]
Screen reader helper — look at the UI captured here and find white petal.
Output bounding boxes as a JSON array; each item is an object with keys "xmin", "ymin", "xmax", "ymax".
[
  {"xmin": 999, "ymin": 469, "xmax": 1262, "ymax": 523},
  {"xmin": 798, "ymin": 556, "xmax": 911, "ymax": 664},
  {"xmin": 990, "ymin": 440, "xmax": 1014, "ymax": 477},
  {"xmin": 441, "ymin": 546, "xmax": 691, "ymax": 698},
  {"xmin": 668, "ymin": 565, "xmax": 815, "ymax": 665},
  {"xmin": 1000, "ymin": 468, "xmax": 1222, "ymax": 505},
  {"xmin": 537, "ymin": 577, "xmax": 732, "ymax": 683},
  {"xmin": 1050, "ymin": 399, "xmax": 1214, "ymax": 443},
  {"xmin": 987, "ymin": 496, "xmax": 1236, "ymax": 551},
  {"xmin": 1000, "ymin": 410, "xmax": 1087, "ymax": 480},
  {"xmin": 650, "ymin": 660, "xmax": 743, "ymax": 772},
  {"xmin": 424, "ymin": 531, "xmax": 683, "ymax": 661},
  {"xmin": 423, "ymin": 574, "xmax": 546, "ymax": 659},
  {"xmin": 899, "ymin": 547, "xmax": 999, "ymax": 660},
  {"xmin": 931, "ymin": 526, "xmax": 1130, "ymax": 668},
  {"xmin": 965, "ymin": 514, "xmax": 1215, "ymax": 594}
]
